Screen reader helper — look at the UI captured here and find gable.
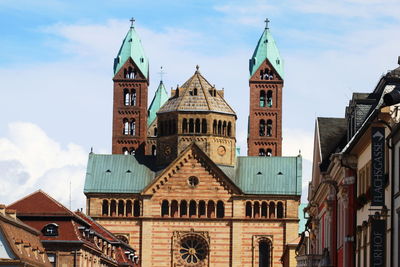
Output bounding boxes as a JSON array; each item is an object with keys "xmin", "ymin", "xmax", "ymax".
[
  {"xmin": 250, "ymin": 58, "xmax": 283, "ymax": 82},
  {"xmin": 142, "ymin": 144, "xmax": 241, "ymax": 196},
  {"xmin": 114, "ymin": 58, "xmax": 147, "ymax": 81}
]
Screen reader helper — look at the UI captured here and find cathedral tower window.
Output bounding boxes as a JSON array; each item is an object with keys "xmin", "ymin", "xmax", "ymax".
[
  {"xmin": 152, "ymin": 145, "xmax": 156, "ymax": 156},
  {"xmin": 269, "ymin": 202, "xmax": 275, "ymax": 218},
  {"xmin": 202, "ymin": 119, "xmax": 207, "ymax": 134},
  {"xmin": 171, "ymin": 200, "xmax": 178, "ymax": 217},
  {"xmin": 213, "ymin": 120, "xmax": 217, "ymax": 134},
  {"xmin": 260, "ymin": 90, "xmax": 266, "ymax": 107},
  {"xmin": 118, "ymin": 200, "xmax": 124, "ymax": 216},
  {"xmin": 126, "ymin": 67, "xmax": 137, "ymax": 79},
  {"xmin": 207, "ymin": 200, "xmax": 215, "ymax": 218},
  {"xmin": 123, "ymin": 119, "xmax": 129, "ymax": 135},
  {"xmin": 259, "ymin": 149, "xmax": 266, "ymax": 156},
  {"xmin": 126, "ymin": 200, "xmax": 132, "ymax": 216},
  {"xmin": 189, "ymin": 119, "xmax": 194, "ymax": 133},
  {"xmin": 217, "ymin": 201, "xmax": 224, "ymax": 218},
  {"xmin": 131, "ymin": 89, "xmax": 137, "ymax": 106},
  {"xmin": 180, "ymin": 200, "xmax": 188, "ymax": 217},
  {"xmin": 246, "ymin": 201, "xmax": 252, "ymax": 218},
  {"xmin": 261, "ymin": 202, "xmax": 268, "ymax": 218},
  {"xmin": 124, "ymin": 89, "xmax": 130, "ymax": 106},
  {"xmin": 259, "ymin": 120, "xmax": 266, "ymax": 136},
  {"xmin": 227, "ymin": 122, "xmax": 232, "ymax": 137},
  {"xmin": 199, "ymin": 200, "xmax": 206, "ymax": 218},
  {"xmin": 266, "ymin": 120, "xmax": 272, "ymax": 136},
  {"xmin": 129, "ymin": 148, "xmax": 135, "ymax": 155},
  {"xmin": 277, "ymin": 202, "xmax": 284, "ymax": 218},
  {"xmin": 218, "ymin": 120, "xmax": 222, "ymax": 135},
  {"xmin": 154, "ymin": 127, "xmax": 157, "ymax": 136},
  {"xmin": 266, "ymin": 149, "xmax": 272, "ymax": 157},
  {"xmin": 161, "ymin": 200, "xmax": 169, "ymax": 217},
  {"xmin": 195, "ymin": 119, "xmax": 201, "ymax": 133},
  {"xmin": 130, "ymin": 119, "xmax": 136, "ymax": 135},
  {"xmin": 182, "ymin": 118, "xmax": 188, "ymax": 133},
  {"xmin": 123, "ymin": 147, "xmax": 129, "ymax": 155},
  {"xmin": 223, "ymin": 121, "xmax": 227, "ymax": 136},
  {"xmin": 102, "ymin": 200, "xmax": 109, "ymax": 216},
  {"xmin": 133, "ymin": 200, "xmax": 140, "ymax": 217},
  {"xmin": 267, "ymin": 90, "xmax": 273, "ymax": 107},
  {"xmin": 254, "ymin": 201, "xmax": 260, "ymax": 218},
  {"xmin": 189, "ymin": 200, "xmax": 197, "ymax": 218},
  {"xmin": 110, "ymin": 200, "xmax": 117, "ymax": 216},
  {"xmin": 259, "ymin": 239, "xmax": 272, "ymax": 267}
]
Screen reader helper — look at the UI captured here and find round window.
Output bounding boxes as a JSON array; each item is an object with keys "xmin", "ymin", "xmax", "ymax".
[
  {"xmin": 188, "ymin": 176, "xmax": 199, "ymax": 187},
  {"xmin": 179, "ymin": 236, "xmax": 207, "ymax": 264}
]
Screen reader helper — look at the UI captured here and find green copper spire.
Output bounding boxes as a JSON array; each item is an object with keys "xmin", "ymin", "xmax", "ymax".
[
  {"xmin": 148, "ymin": 80, "xmax": 169, "ymax": 125},
  {"xmin": 113, "ymin": 18, "xmax": 149, "ymax": 78},
  {"xmin": 249, "ymin": 19, "xmax": 284, "ymax": 79}
]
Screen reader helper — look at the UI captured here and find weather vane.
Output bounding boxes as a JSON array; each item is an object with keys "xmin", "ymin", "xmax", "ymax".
[
  {"xmin": 265, "ymin": 18, "xmax": 270, "ymax": 29},
  {"xmin": 130, "ymin": 17, "xmax": 135, "ymax": 28}
]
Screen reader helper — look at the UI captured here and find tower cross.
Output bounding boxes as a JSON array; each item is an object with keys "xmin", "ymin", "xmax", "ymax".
[
  {"xmin": 158, "ymin": 66, "xmax": 166, "ymax": 81},
  {"xmin": 265, "ymin": 18, "xmax": 270, "ymax": 29},
  {"xmin": 130, "ymin": 17, "xmax": 135, "ymax": 28}
]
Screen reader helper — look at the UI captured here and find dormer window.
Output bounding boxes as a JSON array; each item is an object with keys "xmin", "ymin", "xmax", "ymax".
[{"xmin": 42, "ymin": 223, "xmax": 59, "ymax": 236}]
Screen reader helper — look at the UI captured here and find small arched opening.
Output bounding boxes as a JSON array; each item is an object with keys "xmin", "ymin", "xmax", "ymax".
[
  {"xmin": 180, "ymin": 200, "xmax": 188, "ymax": 217},
  {"xmin": 227, "ymin": 122, "xmax": 232, "ymax": 137},
  {"xmin": 118, "ymin": 200, "xmax": 124, "ymax": 216},
  {"xmin": 189, "ymin": 200, "xmax": 197, "ymax": 218},
  {"xmin": 171, "ymin": 200, "xmax": 178, "ymax": 217},
  {"xmin": 110, "ymin": 200, "xmax": 116, "ymax": 216},
  {"xmin": 245, "ymin": 201, "xmax": 252, "ymax": 218},
  {"xmin": 195, "ymin": 119, "xmax": 201, "ymax": 133},
  {"xmin": 198, "ymin": 200, "xmax": 206, "ymax": 218},
  {"xmin": 161, "ymin": 200, "xmax": 169, "ymax": 217},
  {"xmin": 131, "ymin": 89, "xmax": 136, "ymax": 106},
  {"xmin": 261, "ymin": 202, "xmax": 268, "ymax": 218},
  {"xmin": 259, "ymin": 120, "xmax": 265, "ymax": 136},
  {"xmin": 130, "ymin": 119, "xmax": 136, "ymax": 136},
  {"xmin": 216, "ymin": 201, "xmax": 225, "ymax": 218},
  {"xmin": 123, "ymin": 119, "xmax": 129, "ymax": 135},
  {"xmin": 133, "ymin": 200, "xmax": 140, "ymax": 217},
  {"xmin": 189, "ymin": 119, "xmax": 194, "ymax": 133},
  {"xmin": 207, "ymin": 200, "xmax": 215, "ymax": 218},
  {"xmin": 269, "ymin": 202, "xmax": 275, "ymax": 218},
  {"xmin": 266, "ymin": 120, "xmax": 272, "ymax": 136},
  {"xmin": 254, "ymin": 201, "xmax": 260, "ymax": 218},
  {"xmin": 201, "ymin": 119, "xmax": 207, "ymax": 134},
  {"xmin": 266, "ymin": 90, "xmax": 273, "ymax": 107},
  {"xmin": 217, "ymin": 120, "xmax": 222, "ymax": 135},
  {"xmin": 277, "ymin": 202, "xmax": 284, "ymax": 218},
  {"xmin": 259, "ymin": 149, "xmax": 266, "ymax": 156},
  {"xmin": 182, "ymin": 118, "xmax": 188, "ymax": 133},
  {"xmin": 102, "ymin": 200, "xmax": 108, "ymax": 216},
  {"xmin": 260, "ymin": 90, "xmax": 266, "ymax": 107},
  {"xmin": 124, "ymin": 89, "xmax": 130, "ymax": 106},
  {"xmin": 213, "ymin": 120, "xmax": 217, "ymax": 134},
  {"xmin": 259, "ymin": 239, "xmax": 272, "ymax": 267},
  {"xmin": 152, "ymin": 145, "xmax": 157, "ymax": 156},
  {"xmin": 126, "ymin": 200, "xmax": 132, "ymax": 216}
]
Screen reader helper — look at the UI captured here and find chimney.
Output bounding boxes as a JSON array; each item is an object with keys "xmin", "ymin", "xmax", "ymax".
[
  {"xmin": 5, "ymin": 209, "xmax": 17, "ymax": 219},
  {"xmin": 0, "ymin": 204, "xmax": 5, "ymax": 215}
]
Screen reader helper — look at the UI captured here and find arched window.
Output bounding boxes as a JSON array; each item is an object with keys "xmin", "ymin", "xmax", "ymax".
[
  {"xmin": 126, "ymin": 200, "xmax": 132, "ymax": 216},
  {"xmin": 118, "ymin": 200, "xmax": 124, "ymax": 216},
  {"xmin": 259, "ymin": 148, "xmax": 265, "ymax": 156},
  {"xmin": 263, "ymin": 68, "xmax": 270, "ymax": 80},
  {"xmin": 161, "ymin": 200, "xmax": 169, "ymax": 217},
  {"xmin": 189, "ymin": 200, "xmax": 197, "ymax": 218},
  {"xmin": 207, "ymin": 200, "xmax": 215, "ymax": 218},
  {"xmin": 266, "ymin": 149, "xmax": 272, "ymax": 157},
  {"xmin": 222, "ymin": 121, "xmax": 227, "ymax": 136},
  {"xmin": 254, "ymin": 201, "xmax": 260, "ymax": 218},
  {"xmin": 277, "ymin": 202, "xmax": 284, "ymax": 218},
  {"xmin": 124, "ymin": 89, "xmax": 130, "ymax": 106},
  {"xmin": 269, "ymin": 202, "xmax": 275, "ymax": 218},
  {"xmin": 129, "ymin": 148, "xmax": 135, "ymax": 155},
  {"xmin": 199, "ymin": 200, "xmax": 206, "ymax": 218},
  {"xmin": 154, "ymin": 127, "xmax": 157, "ymax": 136},
  {"xmin": 131, "ymin": 89, "xmax": 137, "ymax": 106},
  {"xmin": 152, "ymin": 145, "xmax": 157, "ymax": 156},
  {"xmin": 260, "ymin": 69, "xmax": 264, "ymax": 80},
  {"xmin": 189, "ymin": 119, "xmax": 194, "ymax": 133},
  {"xmin": 260, "ymin": 90, "xmax": 266, "ymax": 107},
  {"xmin": 266, "ymin": 120, "xmax": 272, "ymax": 136},
  {"xmin": 246, "ymin": 201, "xmax": 252, "ymax": 218},
  {"xmin": 259, "ymin": 120, "xmax": 265, "ymax": 136},
  {"xmin": 133, "ymin": 200, "xmax": 140, "ymax": 217},
  {"xmin": 182, "ymin": 118, "xmax": 188, "ymax": 133},
  {"xmin": 216, "ymin": 201, "xmax": 224, "ymax": 218},
  {"xmin": 123, "ymin": 119, "xmax": 129, "ymax": 135},
  {"xmin": 195, "ymin": 119, "xmax": 201, "ymax": 133},
  {"xmin": 259, "ymin": 240, "xmax": 272, "ymax": 267},
  {"xmin": 123, "ymin": 147, "xmax": 129, "ymax": 155},
  {"xmin": 110, "ymin": 200, "xmax": 116, "ymax": 216},
  {"xmin": 201, "ymin": 119, "xmax": 207, "ymax": 134},
  {"xmin": 102, "ymin": 200, "xmax": 109, "ymax": 216},
  {"xmin": 261, "ymin": 202, "xmax": 268, "ymax": 218},
  {"xmin": 217, "ymin": 120, "xmax": 222, "ymax": 135},
  {"xmin": 42, "ymin": 223, "xmax": 59, "ymax": 236},
  {"xmin": 180, "ymin": 200, "xmax": 188, "ymax": 217},
  {"xmin": 193, "ymin": 88, "xmax": 198, "ymax": 95},
  {"xmin": 267, "ymin": 90, "xmax": 273, "ymax": 107},
  {"xmin": 171, "ymin": 200, "xmax": 178, "ymax": 217},
  {"xmin": 227, "ymin": 122, "xmax": 232, "ymax": 137},
  {"xmin": 213, "ymin": 120, "xmax": 217, "ymax": 134},
  {"xmin": 130, "ymin": 119, "xmax": 136, "ymax": 135}
]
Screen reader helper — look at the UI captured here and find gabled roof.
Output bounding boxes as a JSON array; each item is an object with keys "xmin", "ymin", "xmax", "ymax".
[
  {"xmin": 113, "ymin": 25, "xmax": 149, "ymax": 78},
  {"xmin": 158, "ymin": 68, "xmax": 236, "ymax": 115},
  {"xmin": 84, "ymin": 153, "xmax": 155, "ymax": 194},
  {"xmin": 317, "ymin": 117, "xmax": 347, "ymax": 162},
  {"xmin": 249, "ymin": 26, "xmax": 284, "ymax": 79},
  {"xmin": 148, "ymin": 80, "xmax": 169, "ymax": 125}
]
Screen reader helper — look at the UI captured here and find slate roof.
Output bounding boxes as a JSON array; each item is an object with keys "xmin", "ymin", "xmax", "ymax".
[
  {"xmin": 113, "ymin": 25, "xmax": 149, "ymax": 78},
  {"xmin": 249, "ymin": 26, "xmax": 284, "ymax": 78},
  {"xmin": 148, "ymin": 81, "xmax": 169, "ymax": 125},
  {"xmin": 317, "ymin": 117, "xmax": 347, "ymax": 162},
  {"xmin": 157, "ymin": 69, "xmax": 236, "ymax": 116},
  {"xmin": 84, "ymin": 152, "xmax": 302, "ymax": 196}
]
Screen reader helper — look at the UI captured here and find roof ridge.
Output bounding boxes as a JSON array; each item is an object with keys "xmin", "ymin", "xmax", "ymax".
[{"xmin": 197, "ymin": 73, "xmax": 212, "ymax": 111}]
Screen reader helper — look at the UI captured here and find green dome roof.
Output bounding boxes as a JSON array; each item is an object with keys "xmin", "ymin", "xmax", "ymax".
[
  {"xmin": 249, "ymin": 26, "xmax": 284, "ymax": 79},
  {"xmin": 113, "ymin": 26, "xmax": 149, "ymax": 78}
]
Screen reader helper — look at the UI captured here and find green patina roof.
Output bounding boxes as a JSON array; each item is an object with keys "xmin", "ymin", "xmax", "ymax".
[
  {"xmin": 148, "ymin": 81, "xmax": 169, "ymax": 125},
  {"xmin": 249, "ymin": 26, "xmax": 284, "ymax": 79},
  {"xmin": 84, "ymin": 154, "xmax": 301, "ymax": 196},
  {"xmin": 84, "ymin": 154, "xmax": 154, "ymax": 194},
  {"xmin": 298, "ymin": 203, "xmax": 308, "ymax": 234},
  {"xmin": 113, "ymin": 26, "xmax": 149, "ymax": 78}
]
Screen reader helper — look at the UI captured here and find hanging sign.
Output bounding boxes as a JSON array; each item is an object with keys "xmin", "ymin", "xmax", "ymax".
[
  {"xmin": 371, "ymin": 127, "xmax": 385, "ymax": 206},
  {"xmin": 370, "ymin": 219, "xmax": 386, "ymax": 267}
]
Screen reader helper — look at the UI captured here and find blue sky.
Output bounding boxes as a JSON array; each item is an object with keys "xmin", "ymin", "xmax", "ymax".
[{"xmin": 1, "ymin": 0, "xmax": 400, "ymax": 209}]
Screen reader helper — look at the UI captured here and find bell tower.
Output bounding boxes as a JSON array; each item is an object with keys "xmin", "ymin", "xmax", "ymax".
[
  {"xmin": 112, "ymin": 19, "xmax": 149, "ymax": 155},
  {"xmin": 248, "ymin": 19, "xmax": 283, "ymax": 157}
]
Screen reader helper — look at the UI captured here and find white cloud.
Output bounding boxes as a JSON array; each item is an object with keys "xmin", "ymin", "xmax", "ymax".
[{"xmin": 0, "ymin": 122, "xmax": 87, "ymax": 210}]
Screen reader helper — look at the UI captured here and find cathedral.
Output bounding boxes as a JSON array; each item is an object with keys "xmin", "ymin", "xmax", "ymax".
[{"xmin": 84, "ymin": 19, "xmax": 302, "ymax": 267}]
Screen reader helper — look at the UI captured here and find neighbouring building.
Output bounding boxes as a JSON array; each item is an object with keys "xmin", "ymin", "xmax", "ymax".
[
  {"xmin": 83, "ymin": 19, "xmax": 303, "ymax": 267},
  {"xmin": 0, "ymin": 204, "xmax": 51, "ymax": 267},
  {"xmin": 299, "ymin": 58, "xmax": 400, "ymax": 267},
  {"xmin": 8, "ymin": 190, "xmax": 138, "ymax": 267}
]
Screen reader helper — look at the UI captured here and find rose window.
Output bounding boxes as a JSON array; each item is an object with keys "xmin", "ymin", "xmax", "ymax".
[{"xmin": 179, "ymin": 236, "xmax": 207, "ymax": 264}]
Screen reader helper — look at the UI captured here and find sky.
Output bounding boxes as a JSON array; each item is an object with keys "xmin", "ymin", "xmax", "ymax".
[{"xmin": 1, "ymin": 0, "xmax": 400, "ymax": 209}]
